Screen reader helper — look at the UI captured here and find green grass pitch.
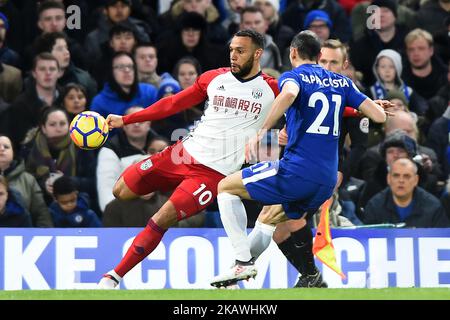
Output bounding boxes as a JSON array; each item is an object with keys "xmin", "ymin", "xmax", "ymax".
[{"xmin": 1, "ymin": 288, "xmax": 449, "ymax": 300}]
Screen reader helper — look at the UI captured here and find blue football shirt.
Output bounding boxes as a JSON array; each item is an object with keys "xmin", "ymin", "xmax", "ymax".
[{"xmin": 278, "ymin": 64, "xmax": 367, "ymax": 187}]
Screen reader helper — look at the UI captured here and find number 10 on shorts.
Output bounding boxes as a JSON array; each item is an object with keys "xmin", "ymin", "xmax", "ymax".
[{"xmin": 193, "ymin": 183, "xmax": 213, "ymax": 205}]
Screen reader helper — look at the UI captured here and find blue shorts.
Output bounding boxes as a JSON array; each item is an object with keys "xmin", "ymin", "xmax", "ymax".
[{"xmin": 242, "ymin": 161, "xmax": 334, "ymax": 219}]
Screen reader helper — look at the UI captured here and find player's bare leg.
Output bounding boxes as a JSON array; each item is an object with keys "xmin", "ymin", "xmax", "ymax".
[
  {"xmin": 98, "ymin": 200, "xmax": 178, "ymax": 289},
  {"xmin": 218, "ymin": 170, "xmax": 252, "ymax": 199},
  {"xmin": 151, "ymin": 200, "xmax": 179, "ymax": 229},
  {"xmin": 112, "ymin": 176, "xmax": 140, "ymax": 200}
]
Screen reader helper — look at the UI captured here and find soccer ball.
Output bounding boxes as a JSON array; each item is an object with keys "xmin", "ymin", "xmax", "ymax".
[{"xmin": 69, "ymin": 111, "xmax": 109, "ymax": 150}]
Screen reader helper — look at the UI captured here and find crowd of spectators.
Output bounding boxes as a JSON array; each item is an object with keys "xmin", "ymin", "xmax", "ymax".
[{"xmin": 0, "ymin": 0, "xmax": 449, "ymax": 228}]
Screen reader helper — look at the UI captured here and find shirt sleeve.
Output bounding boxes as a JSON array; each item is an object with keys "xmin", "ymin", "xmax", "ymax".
[
  {"xmin": 345, "ymin": 79, "xmax": 368, "ymax": 110},
  {"xmin": 122, "ymin": 72, "xmax": 211, "ymax": 124},
  {"xmin": 278, "ymin": 70, "xmax": 301, "ymax": 93}
]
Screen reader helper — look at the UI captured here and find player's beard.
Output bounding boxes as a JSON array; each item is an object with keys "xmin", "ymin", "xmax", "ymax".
[{"xmin": 231, "ymin": 55, "xmax": 254, "ymax": 78}]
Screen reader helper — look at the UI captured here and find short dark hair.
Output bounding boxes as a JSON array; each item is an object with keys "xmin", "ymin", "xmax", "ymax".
[
  {"xmin": 178, "ymin": 11, "xmax": 207, "ymax": 32},
  {"xmin": 173, "ymin": 56, "xmax": 202, "ymax": 78},
  {"xmin": 39, "ymin": 106, "xmax": 69, "ymax": 127},
  {"xmin": 61, "ymin": 83, "xmax": 87, "ymax": 101},
  {"xmin": 105, "ymin": 0, "xmax": 131, "ymax": 7},
  {"xmin": 53, "ymin": 176, "xmax": 77, "ymax": 197},
  {"xmin": 133, "ymin": 42, "xmax": 157, "ymax": 58},
  {"xmin": 32, "ymin": 52, "xmax": 60, "ymax": 70},
  {"xmin": 34, "ymin": 31, "xmax": 67, "ymax": 55},
  {"xmin": 134, "ymin": 41, "xmax": 156, "ymax": 52},
  {"xmin": 38, "ymin": 0, "xmax": 65, "ymax": 18},
  {"xmin": 234, "ymin": 29, "xmax": 265, "ymax": 49},
  {"xmin": 290, "ymin": 30, "xmax": 321, "ymax": 61},
  {"xmin": 109, "ymin": 21, "xmax": 138, "ymax": 40}
]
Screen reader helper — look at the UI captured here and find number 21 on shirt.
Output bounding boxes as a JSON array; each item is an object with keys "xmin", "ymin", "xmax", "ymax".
[{"xmin": 306, "ymin": 92, "xmax": 342, "ymax": 136}]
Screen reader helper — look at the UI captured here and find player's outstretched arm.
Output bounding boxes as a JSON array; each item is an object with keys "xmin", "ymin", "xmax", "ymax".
[
  {"xmin": 358, "ymin": 98, "xmax": 388, "ymax": 123},
  {"xmin": 122, "ymin": 84, "xmax": 207, "ymax": 125}
]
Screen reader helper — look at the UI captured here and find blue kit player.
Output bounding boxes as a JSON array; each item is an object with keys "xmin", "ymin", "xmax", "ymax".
[{"xmin": 210, "ymin": 31, "xmax": 387, "ymax": 287}]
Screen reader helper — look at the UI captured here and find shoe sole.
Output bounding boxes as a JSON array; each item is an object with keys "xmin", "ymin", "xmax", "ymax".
[
  {"xmin": 210, "ymin": 273, "xmax": 257, "ymax": 288},
  {"xmin": 214, "ymin": 281, "xmax": 239, "ymax": 289}
]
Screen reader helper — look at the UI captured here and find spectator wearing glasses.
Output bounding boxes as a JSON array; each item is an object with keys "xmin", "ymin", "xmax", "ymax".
[
  {"xmin": 303, "ymin": 10, "xmax": 333, "ymax": 43},
  {"xmin": 90, "ymin": 52, "xmax": 158, "ymax": 119},
  {"xmin": 92, "ymin": 21, "xmax": 139, "ymax": 87}
]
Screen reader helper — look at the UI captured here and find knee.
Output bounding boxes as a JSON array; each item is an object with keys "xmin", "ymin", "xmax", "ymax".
[
  {"xmin": 217, "ymin": 179, "xmax": 230, "ymax": 194},
  {"xmin": 258, "ymin": 209, "xmax": 272, "ymax": 224},
  {"xmin": 273, "ymin": 227, "xmax": 290, "ymax": 244},
  {"xmin": 257, "ymin": 205, "xmax": 286, "ymax": 225},
  {"xmin": 112, "ymin": 183, "xmax": 124, "ymax": 199},
  {"xmin": 112, "ymin": 178, "xmax": 133, "ymax": 200},
  {"xmin": 287, "ymin": 218, "xmax": 307, "ymax": 233}
]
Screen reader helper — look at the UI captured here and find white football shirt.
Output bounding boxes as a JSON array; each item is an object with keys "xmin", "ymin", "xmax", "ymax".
[{"xmin": 183, "ymin": 68, "xmax": 278, "ymax": 175}]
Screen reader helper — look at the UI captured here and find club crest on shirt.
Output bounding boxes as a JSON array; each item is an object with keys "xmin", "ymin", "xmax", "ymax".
[
  {"xmin": 140, "ymin": 159, "xmax": 153, "ymax": 171},
  {"xmin": 252, "ymin": 88, "xmax": 263, "ymax": 99}
]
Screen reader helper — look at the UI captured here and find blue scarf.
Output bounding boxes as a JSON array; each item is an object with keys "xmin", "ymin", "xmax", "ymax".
[{"xmin": 373, "ymin": 81, "xmax": 411, "ymax": 101}]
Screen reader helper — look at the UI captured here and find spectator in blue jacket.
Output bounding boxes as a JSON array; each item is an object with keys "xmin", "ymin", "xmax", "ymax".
[
  {"xmin": 50, "ymin": 175, "xmax": 102, "ymax": 228},
  {"xmin": 90, "ymin": 51, "xmax": 157, "ymax": 118},
  {"xmin": 0, "ymin": 175, "xmax": 32, "ymax": 227},
  {"xmin": 0, "ymin": 12, "xmax": 21, "ymax": 68},
  {"xmin": 363, "ymin": 158, "xmax": 450, "ymax": 227}
]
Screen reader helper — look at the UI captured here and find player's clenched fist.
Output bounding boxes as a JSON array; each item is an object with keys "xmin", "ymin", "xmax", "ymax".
[{"xmin": 106, "ymin": 114, "xmax": 124, "ymax": 129}]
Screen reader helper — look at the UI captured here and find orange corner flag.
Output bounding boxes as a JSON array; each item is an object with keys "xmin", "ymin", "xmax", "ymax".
[{"xmin": 312, "ymin": 198, "xmax": 346, "ymax": 279}]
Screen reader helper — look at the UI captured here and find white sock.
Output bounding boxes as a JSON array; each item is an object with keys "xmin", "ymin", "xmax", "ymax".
[
  {"xmin": 217, "ymin": 192, "xmax": 252, "ymax": 262},
  {"xmin": 109, "ymin": 269, "xmax": 122, "ymax": 282},
  {"xmin": 248, "ymin": 220, "xmax": 276, "ymax": 259}
]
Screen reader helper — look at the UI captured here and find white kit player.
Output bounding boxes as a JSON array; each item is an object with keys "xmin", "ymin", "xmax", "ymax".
[{"xmin": 98, "ymin": 30, "xmax": 279, "ymax": 288}]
